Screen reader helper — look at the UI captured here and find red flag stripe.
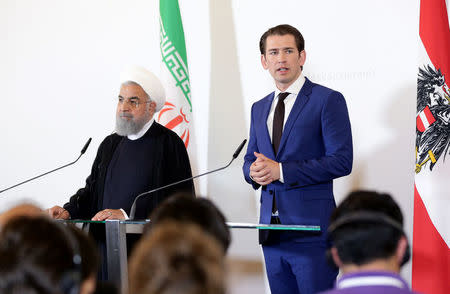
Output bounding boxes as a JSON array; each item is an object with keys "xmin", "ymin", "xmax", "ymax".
[
  {"xmin": 412, "ymin": 185, "xmax": 450, "ymax": 293},
  {"xmin": 419, "ymin": 0, "xmax": 450, "ymax": 80},
  {"xmin": 423, "ymin": 106, "xmax": 436, "ymax": 125},
  {"xmin": 184, "ymin": 129, "xmax": 190, "ymax": 148},
  {"xmin": 164, "ymin": 115, "xmax": 183, "ymax": 130},
  {"xmin": 158, "ymin": 107, "xmax": 173, "ymax": 121},
  {"xmin": 416, "ymin": 115, "xmax": 426, "ymax": 132}
]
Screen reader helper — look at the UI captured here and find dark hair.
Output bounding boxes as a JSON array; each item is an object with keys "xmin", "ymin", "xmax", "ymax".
[
  {"xmin": 0, "ymin": 217, "xmax": 80, "ymax": 294},
  {"xmin": 259, "ymin": 24, "xmax": 305, "ymax": 55},
  {"xmin": 66, "ymin": 225, "xmax": 99, "ymax": 281},
  {"xmin": 129, "ymin": 222, "xmax": 225, "ymax": 294},
  {"xmin": 147, "ymin": 194, "xmax": 231, "ymax": 254},
  {"xmin": 328, "ymin": 191, "xmax": 405, "ymax": 266}
]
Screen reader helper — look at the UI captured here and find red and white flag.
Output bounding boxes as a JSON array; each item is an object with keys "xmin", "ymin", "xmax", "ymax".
[{"xmin": 413, "ymin": 0, "xmax": 450, "ymax": 293}]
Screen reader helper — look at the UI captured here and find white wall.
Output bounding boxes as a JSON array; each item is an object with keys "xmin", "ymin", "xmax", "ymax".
[{"xmin": 0, "ymin": 0, "xmax": 419, "ymax": 283}]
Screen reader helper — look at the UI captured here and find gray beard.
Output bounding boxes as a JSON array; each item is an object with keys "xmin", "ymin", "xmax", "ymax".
[{"xmin": 115, "ymin": 113, "xmax": 149, "ymax": 136}]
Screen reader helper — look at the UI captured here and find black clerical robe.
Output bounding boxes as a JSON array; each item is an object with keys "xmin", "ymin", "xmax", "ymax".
[{"xmin": 64, "ymin": 122, "xmax": 194, "ymax": 220}]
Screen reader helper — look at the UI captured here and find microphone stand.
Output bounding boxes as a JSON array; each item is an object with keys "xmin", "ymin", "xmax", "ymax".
[
  {"xmin": 129, "ymin": 139, "xmax": 247, "ymax": 219},
  {"xmin": 0, "ymin": 138, "xmax": 92, "ymax": 194}
]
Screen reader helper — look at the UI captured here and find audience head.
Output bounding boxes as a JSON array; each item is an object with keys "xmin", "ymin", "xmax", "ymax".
[
  {"xmin": 147, "ymin": 194, "xmax": 231, "ymax": 254},
  {"xmin": 0, "ymin": 203, "xmax": 44, "ymax": 227},
  {"xmin": 129, "ymin": 222, "xmax": 226, "ymax": 294},
  {"xmin": 328, "ymin": 190, "xmax": 410, "ymax": 273},
  {"xmin": 0, "ymin": 216, "xmax": 83, "ymax": 294}
]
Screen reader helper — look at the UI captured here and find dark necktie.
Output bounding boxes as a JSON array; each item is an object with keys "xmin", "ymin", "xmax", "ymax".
[
  {"xmin": 271, "ymin": 92, "xmax": 289, "ymax": 215},
  {"xmin": 272, "ymin": 92, "xmax": 289, "ymax": 155}
]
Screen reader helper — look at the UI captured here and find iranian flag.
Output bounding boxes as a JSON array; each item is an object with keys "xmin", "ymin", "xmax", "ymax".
[
  {"xmin": 413, "ymin": 0, "xmax": 450, "ymax": 293},
  {"xmin": 158, "ymin": 0, "xmax": 192, "ymax": 149}
]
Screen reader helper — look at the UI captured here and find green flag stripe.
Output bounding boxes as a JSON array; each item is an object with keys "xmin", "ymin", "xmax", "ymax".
[
  {"xmin": 159, "ymin": 0, "xmax": 188, "ymax": 68},
  {"xmin": 159, "ymin": 0, "xmax": 192, "ymax": 110}
]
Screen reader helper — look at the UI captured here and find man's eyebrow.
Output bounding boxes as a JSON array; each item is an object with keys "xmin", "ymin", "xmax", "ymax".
[
  {"xmin": 268, "ymin": 47, "xmax": 295, "ymax": 51},
  {"xmin": 118, "ymin": 95, "xmax": 141, "ymax": 100}
]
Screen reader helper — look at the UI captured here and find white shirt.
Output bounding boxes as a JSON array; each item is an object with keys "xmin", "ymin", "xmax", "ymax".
[
  {"xmin": 266, "ymin": 74, "xmax": 306, "ymax": 142},
  {"xmin": 267, "ymin": 74, "xmax": 306, "ymax": 183}
]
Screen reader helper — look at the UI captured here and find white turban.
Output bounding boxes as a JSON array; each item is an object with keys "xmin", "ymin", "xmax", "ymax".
[{"xmin": 119, "ymin": 66, "xmax": 166, "ymax": 112}]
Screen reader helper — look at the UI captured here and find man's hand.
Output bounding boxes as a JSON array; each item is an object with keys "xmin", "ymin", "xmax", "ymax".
[
  {"xmin": 91, "ymin": 209, "xmax": 125, "ymax": 221},
  {"xmin": 46, "ymin": 205, "xmax": 70, "ymax": 220},
  {"xmin": 249, "ymin": 152, "xmax": 280, "ymax": 186}
]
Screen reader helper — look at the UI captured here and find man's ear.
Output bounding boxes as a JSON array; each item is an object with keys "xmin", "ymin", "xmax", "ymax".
[
  {"xmin": 298, "ymin": 50, "xmax": 306, "ymax": 67},
  {"xmin": 331, "ymin": 247, "xmax": 343, "ymax": 268},
  {"xmin": 147, "ymin": 101, "xmax": 157, "ymax": 117},
  {"xmin": 261, "ymin": 54, "xmax": 268, "ymax": 70},
  {"xmin": 149, "ymin": 101, "xmax": 156, "ymax": 111},
  {"xmin": 396, "ymin": 236, "xmax": 408, "ymax": 265}
]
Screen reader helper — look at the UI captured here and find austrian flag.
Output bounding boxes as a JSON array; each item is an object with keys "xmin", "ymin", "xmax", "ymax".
[{"xmin": 413, "ymin": 0, "xmax": 450, "ymax": 293}]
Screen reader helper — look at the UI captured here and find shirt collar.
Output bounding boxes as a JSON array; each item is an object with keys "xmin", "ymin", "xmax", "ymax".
[
  {"xmin": 127, "ymin": 118, "xmax": 154, "ymax": 140},
  {"xmin": 274, "ymin": 73, "xmax": 305, "ymax": 98},
  {"xmin": 336, "ymin": 271, "xmax": 410, "ymax": 290}
]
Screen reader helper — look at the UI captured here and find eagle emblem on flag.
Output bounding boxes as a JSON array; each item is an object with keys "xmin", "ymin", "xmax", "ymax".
[{"xmin": 415, "ymin": 64, "xmax": 450, "ymax": 173}]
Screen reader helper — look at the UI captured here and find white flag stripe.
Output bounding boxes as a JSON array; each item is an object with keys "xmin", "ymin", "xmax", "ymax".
[{"xmin": 419, "ymin": 110, "xmax": 430, "ymax": 129}]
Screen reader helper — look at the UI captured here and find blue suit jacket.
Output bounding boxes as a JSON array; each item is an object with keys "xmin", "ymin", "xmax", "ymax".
[{"xmin": 243, "ymin": 78, "xmax": 353, "ymax": 242}]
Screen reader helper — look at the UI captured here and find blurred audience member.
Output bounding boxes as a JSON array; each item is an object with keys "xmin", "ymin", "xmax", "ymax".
[
  {"xmin": 0, "ymin": 216, "xmax": 93, "ymax": 294},
  {"xmin": 319, "ymin": 190, "xmax": 418, "ymax": 294},
  {"xmin": 146, "ymin": 193, "xmax": 231, "ymax": 254},
  {"xmin": 129, "ymin": 222, "xmax": 225, "ymax": 294},
  {"xmin": 0, "ymin": 203, "xmax": 44, "ymax": 227}
]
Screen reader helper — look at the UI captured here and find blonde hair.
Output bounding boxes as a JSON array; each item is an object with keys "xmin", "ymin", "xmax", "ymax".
[{"xmin": 128, "ymin": 222, "xmax": 225, "ymax": 294}]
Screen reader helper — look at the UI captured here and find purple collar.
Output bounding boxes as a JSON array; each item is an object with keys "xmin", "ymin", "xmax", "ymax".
[{"xmin": 336, "ymin": 271, "xmax": 410, "ymax": 290}]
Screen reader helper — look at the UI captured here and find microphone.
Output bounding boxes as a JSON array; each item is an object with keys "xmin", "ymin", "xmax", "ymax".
[
  {"xmin": 0, "ymin": 138, "xmax": 92, "ymax": 194},
  {"xmin": 233, "ymin": 139, "xmax": 247, "ymax": 159},
  {"xmin": 80, "ymin": 138, "xmax": 92, "ymax": 154},
  {"xmin": 129, "ymin": 139, "xmax": 247, "ymax": 219}
]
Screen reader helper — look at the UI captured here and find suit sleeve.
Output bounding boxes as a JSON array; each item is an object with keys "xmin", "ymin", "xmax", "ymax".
[
  {"xmin": 243, "ymin": 103, "xmax": 261, "ymax": 190},
  {"xmin": 282, "ymin": 91, "xmax": 353, "ymax": 188}
]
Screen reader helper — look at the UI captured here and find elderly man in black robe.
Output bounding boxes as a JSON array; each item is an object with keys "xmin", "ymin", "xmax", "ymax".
[{"xmin": 48, "ymin": 65, "xmax": 194, "ymax": 221}]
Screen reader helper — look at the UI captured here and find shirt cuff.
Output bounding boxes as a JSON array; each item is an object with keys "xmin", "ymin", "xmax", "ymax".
[
  {"xmin": 120, "ymin": 208, "xmax": 129, "ymax": 220},
  {"xmin": 279, "ymin": 162, "xmax": 284, "ymax": 183}
]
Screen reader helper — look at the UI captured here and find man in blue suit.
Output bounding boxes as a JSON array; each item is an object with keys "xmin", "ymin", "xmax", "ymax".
[{"xmin": 243, "ymin": 24, "xmax": 353, "ymax": 294}]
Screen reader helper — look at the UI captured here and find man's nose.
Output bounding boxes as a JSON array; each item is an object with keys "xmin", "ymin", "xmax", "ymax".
[
  {"xmin": 118, "ymin": 101, "xmax": 130, "ymax": 112},
  {"xmin": 277, "ymin": 52, "xmax": 287, "ymax": 62}
]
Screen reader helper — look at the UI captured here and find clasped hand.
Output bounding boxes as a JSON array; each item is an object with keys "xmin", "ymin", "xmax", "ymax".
[
  {"xmin": 249, "ymin": 152, "xmax": 280, "ymax": 186},
  {"xmin": 47, "ymin": 206, "xmax": 125, "ymax": 221},
  {"xmin": 91, "ymin": 209, "xmax": 125, "ymax": 221}
]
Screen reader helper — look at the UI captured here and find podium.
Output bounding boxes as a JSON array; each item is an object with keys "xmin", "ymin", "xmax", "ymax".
[{"xmin": 60, "ymin": 220, "xmax": 320, "ymax": 294}]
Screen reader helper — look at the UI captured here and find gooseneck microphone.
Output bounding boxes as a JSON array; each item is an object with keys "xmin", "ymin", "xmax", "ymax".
[
  {"xmin": 0, "ymin": 138, "xmax": 92, "ymax": 194},
  {"xmin": 129, "ymin": 139, "xmax": 247, "ymax": 219}
]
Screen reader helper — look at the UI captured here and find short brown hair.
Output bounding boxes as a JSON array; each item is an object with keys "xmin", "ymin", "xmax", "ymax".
[
  {"xmin": 259, "ymin": 24, "xmax": 305, "ymax": 55},
  {"xmin": 146, "ymin": 193, "xmax": 231, "ymax": 254},
  {"xmin": 129, "ymin": 222, "xmax": 225, "ymax": 294},
  {"xmin": 0, "ymin": 216, "xmax": 80, "ymax": 294}
]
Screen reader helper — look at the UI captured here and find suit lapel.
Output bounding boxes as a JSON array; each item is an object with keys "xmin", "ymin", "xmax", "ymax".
[
  {"xmin": 259, "ymin": 92, "xmax": 276, "ymax": 159},
  {"xmin": 276, "ymin": 78, "xmax": 313, "ymax": 158}
]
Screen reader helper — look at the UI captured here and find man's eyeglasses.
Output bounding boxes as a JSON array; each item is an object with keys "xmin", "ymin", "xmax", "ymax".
[{"xmin": 117, "ymin": 97, "xmax": 151, "ymax": 109}]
